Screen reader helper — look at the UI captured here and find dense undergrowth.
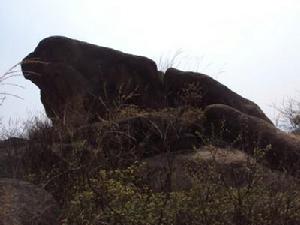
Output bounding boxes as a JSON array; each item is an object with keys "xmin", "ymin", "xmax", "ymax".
[{"xmin": 2, "ymin": 104, "xmax": 298, "ymax": 225}]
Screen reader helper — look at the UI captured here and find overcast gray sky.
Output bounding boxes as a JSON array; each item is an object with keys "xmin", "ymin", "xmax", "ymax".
[{"xmin": 1, "ymin": 0, "xmax": 300, "ymax": 128}]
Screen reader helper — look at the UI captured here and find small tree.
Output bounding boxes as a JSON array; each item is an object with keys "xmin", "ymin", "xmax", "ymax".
[{"xmin": 274, "ymin": 97, "xmax": 300, "ymax": 132}]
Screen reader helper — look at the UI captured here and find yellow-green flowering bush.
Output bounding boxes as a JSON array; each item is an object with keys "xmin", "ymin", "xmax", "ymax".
[{"xmin": 61, "ymin": 157, "xmax": 300, "ymax": 225}]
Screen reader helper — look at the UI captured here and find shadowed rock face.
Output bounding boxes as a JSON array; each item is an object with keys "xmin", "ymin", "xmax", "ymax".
[
  {"xmin": 203, "ymin": 104, "xmax": 300, "ymax": 176},
  {"xmin": 0, "ymin": 178, "xmax": 59, "ymax": 225},
  {"xmin": 21, "ymin": 36, "xmax": 164, "ymax": 123},
  {"xmin": 21, "ymin": 36, "xmax": 271, "ymax": 127},
  {"xmin": 73, "ymin": 114, "xmax": 201, "ymax": 167},
  {"xmin": 164, "ymin": 68, "xmax": 273, "ymax": 124}
]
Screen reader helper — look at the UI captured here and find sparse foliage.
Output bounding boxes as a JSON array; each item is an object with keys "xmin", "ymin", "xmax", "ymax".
[
  {"xmin": 274, "ymin": 97, "xmax": 300, "ymax": 132},
  {"xmin": 157, "ymin": 50, "xmax": 183, "ymax": 72},
  {"xmin": 8, "ymin": 104, "xmax": 299, "ymax": 225},
  {"xmin": 1, "ymin": 74, "xmax": 300, "ymax": 225},
  {"xmin": 0, "ymin": 63, "xmax": 24, "ymax": 106}
]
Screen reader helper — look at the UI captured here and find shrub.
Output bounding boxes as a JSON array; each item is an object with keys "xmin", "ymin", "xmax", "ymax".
[
  {"xmin": 274, "ymin": 97, "xmax": 300, "ymax": 132},
  {"xmin": 17, "ymin": 110, "xmax": 300, "ymax": 225},
  {"xmin": 60, "ymin": 147, "xmax": 300, "ymax": 225},
  {"xmin": 2, "ymin": 77, "xmax": 300, "ymax": 225}
]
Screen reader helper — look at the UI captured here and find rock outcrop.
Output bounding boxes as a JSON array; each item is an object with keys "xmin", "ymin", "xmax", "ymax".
[
  {"xmin": 143, "ymin": 147, "xmax": 254, "ymax": 191},
  {"xmin": 73, "ymin": 112, "xmax": 202, "ymax": 166},
  {"xmin": 23, "ymin": 36, "xmax": 300, "ymax": 175},
  {"xmin": 21, "ymin": 36, "xmax": 272, "ymax": 126},
  {"xmin": 203, "ymin": 104, "xmax": 300, "ymax": 176},
  {"xmin": 0, "ymin": 178, "xmax": 59, "ymax": 225},
  {"xmin": 21, "ymin": 36, "xmax": 164, "ymax": 123},
  {"xmin": 164, "ymin": 68, "xmax": 273, "ymax": 124},
  {"xmin": 9, "ymin": 36, "xmax": 300, "ymax": 224}
]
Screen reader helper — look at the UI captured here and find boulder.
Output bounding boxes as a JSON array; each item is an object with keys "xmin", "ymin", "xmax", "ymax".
[
  {"xmin": 203, "ymin": 104, "xmax": 300, "ymax": 176},
  {"xmin": 0, "ymin": 178, "xmax": 59, "ymax": 225},
  {"xmin": 143, "ymin": 148, "xmax": 251, "ymax": 191},
  {"xmin": 21, "ymin": 36, "xmax": 164, "ymax": 123},
  {"xmin": 164, "ymin": 68, "xmax": 273, "ymax": 124},
  {"xmin": 74, "ymin": 112, "xmax": 202, "ymax": 166},
  {"xmin": 143, "ymin": 146, "xmax": 287, "ymax": 192}
]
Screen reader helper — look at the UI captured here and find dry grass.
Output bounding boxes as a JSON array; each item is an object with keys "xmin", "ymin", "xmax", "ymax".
[
  {"xmin": 1, "ymin": 104, "xmax": 298, "ymax": 225},
  {"xmin": 1, "ymin": 72, "xmax": 300, "ymax": 224}
]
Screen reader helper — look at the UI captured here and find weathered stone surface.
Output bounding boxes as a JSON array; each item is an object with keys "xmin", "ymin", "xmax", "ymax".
[
  {"xmin": 21, "ymin": 36, "xmax": 164, "ymax": 123},
  {"xmin": 74, "ymin": 113, "xmax": 201, "ymax": 166},
  {"xmin": 164, "ymin": 68, "xmax": 273, "ymax": 124},
  {"xmin": 143, "ymin": 147, "xmax": 277, "ymax": 191},
  {"xmin": 21, "ymin": 37, "xmax": 273, "ymax": 127},
  {"xmin": 203, "ymin": 104, "xmax": 300, "ymax": 176},
  {"xmin": 0, "ymin": 178, "xmax": 59, "ymax": 225}
]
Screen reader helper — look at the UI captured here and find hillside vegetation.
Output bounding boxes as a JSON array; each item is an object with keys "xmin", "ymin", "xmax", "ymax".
[{"xmin": 1, "ymin": 36, "xmax": 300, "ymax": 225}]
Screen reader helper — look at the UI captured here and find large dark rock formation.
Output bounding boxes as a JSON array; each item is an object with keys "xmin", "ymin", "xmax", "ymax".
[
  {"xmin": 21, "ymin": 36, "xmax": 272, "ymax": 126},
  {"xmin": 24, "ymin": 36, "xmax": 300, "ymax": 175},
  {"xmin": 9, "ymin": 36, "xmax": 300, "ymax": 224},
  {"xmin": 0, "ymin": 178, "xmax": 59, "ymax": 225},
  {"xmin": 203, "ymin": 104, "xmax": 300, "ymax": 176},
  {"xmin": 21, "ymin": 36, "xmax": 164, "ymax": 123},
  {"xmin": 164, "ymin": 68, "xmax": 273, "ymax": 124}
]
